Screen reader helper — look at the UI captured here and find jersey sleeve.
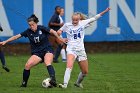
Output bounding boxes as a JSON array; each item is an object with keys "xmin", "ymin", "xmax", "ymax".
[
  {"xmin": 59, "ymin": 24, "xmax": 67, "ymax": 32},
  {"xmin": 81, "ymin": 14, "xmax": 101, "ymax": 28},
  {"xmin": 49, "ymin": 15, "xmax": 57, "ymax": 23},
  {"xmin": 20, "ymin": 30, "xmax": 28, "ymax": 37}
]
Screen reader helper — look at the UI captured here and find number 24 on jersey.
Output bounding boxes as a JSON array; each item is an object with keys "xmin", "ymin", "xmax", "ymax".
[{"xmin": 74, "ymin": 33, "xmax": 81, "ymax": 39}]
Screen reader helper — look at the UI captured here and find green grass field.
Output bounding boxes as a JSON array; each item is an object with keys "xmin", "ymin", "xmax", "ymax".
[{"xmin": 0, "ymin": 53, "xmax": 140, "ymax": 93}]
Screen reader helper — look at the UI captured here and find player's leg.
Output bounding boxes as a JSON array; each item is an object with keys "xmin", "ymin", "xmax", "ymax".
[
  {"xmin": 61, "ymin": 45, "xmax": 67, "ymax": 62},
  {"xmin": 44, "ymin": 53, "xmax": 57, "ymax": 87},
  {"xmin": 53, "ymin": 38, "xmax": 64, "ymax": 63},
  {"xmin": 21, "ymin": 55, "xmax": 42, "ymax": 87},
  {"xmin": 74, "ymin": 51, "xmax": 88, "ymax": 88},
  {"xmin": 53, "ymin": 44, "xmax": 63, "ymax": 62},
  {"xmin": 59, "ymin": 54, "xmax": 75, "ymax": 88},
  {"xmin": 75, "ymin": 60, "xmax": 88, "ymax": 88},
  {"xmin": 48, "ymin": 35, "xmax": 58, "ymax": 62},
  {"xmin": 0, "ymin": 48, "xmax": 10, "ymax": 72}
]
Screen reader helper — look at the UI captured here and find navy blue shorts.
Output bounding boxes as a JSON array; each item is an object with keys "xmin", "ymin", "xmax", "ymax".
[{"xmin": 32, "ymin": 48, "xmax": 54, "ymax": 62}]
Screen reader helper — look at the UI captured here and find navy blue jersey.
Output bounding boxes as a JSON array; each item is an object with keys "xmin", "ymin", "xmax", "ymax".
[
  {"xmin": 20, "ymin": 25, "xmax": 52, "ymax": 54},
  {"xmin": 49, "ymin": 13, "xmax": 60, "ymax": 31}
]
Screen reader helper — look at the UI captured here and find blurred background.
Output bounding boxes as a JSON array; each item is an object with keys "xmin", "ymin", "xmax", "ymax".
[
  {"xmin": 0, "ymin": 0, "xmax": 140, "ymax": 55},
  {"xmin": 0, "ymin": 1, "xmax": 140, "ymax": 93}
]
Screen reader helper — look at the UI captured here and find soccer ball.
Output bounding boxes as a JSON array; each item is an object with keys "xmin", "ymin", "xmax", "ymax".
[{"xmin": 42, "ymin": 78, "xmax": 51, "ymax": 88}]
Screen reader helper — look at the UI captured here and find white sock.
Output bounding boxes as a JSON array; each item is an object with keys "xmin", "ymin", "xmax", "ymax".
[
  {"xmin": 61, "ymin": 49, "xmax": 66, "ymax": 60},
  {"xmin": 63, "ymin": 68, "xmax": 72, "ymax": 86},
  {"xmin": 76, "ymin": 72, "xmax": 86, "ymax": 84}
]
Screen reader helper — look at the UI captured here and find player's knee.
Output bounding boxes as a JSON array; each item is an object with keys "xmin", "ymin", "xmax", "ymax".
[
  {"xmin": 66, "ymin": 60, "xmax": 74, "ymax": 69},
  {"xmin": 25, "ymin": 63, "xmax": 32, "ymax": 70}
]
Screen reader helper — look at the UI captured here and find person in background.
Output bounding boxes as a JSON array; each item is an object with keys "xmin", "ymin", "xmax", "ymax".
[
  {"xmin": 0, "ymin": 24, "xmax": 10, "ymax": 72},
  {"xmin": 48, "ymin": 6, "xmax": 64, "ymax": 63}
]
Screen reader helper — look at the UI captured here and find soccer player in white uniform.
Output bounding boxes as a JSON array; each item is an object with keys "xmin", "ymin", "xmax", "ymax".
[{"xmin": 58, "ymin": 7, "xmax": 110, "ymax": 88}]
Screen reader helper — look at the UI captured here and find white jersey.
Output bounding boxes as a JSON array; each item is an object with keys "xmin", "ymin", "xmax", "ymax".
[
  {"xmin": 59, "ymin": 15, "xmax": 64, "ymax": 23},
  {"xmin": 60, "ymin": 14, "xmax": 101, "ymax": 51}
]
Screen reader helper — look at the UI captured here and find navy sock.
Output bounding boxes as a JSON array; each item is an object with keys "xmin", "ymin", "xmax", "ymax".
[
  {"xmin": 22, "ymin": 69, "xmax": 30, "ymax": 85},
  {"xmin": 54, "ymin": 44, "xmax": 63, "ymax": 61},
  {"xmin": 47, "ymin": 65, "xmax": 56, "ymax": 81},
  {"xmin": 0, "ymin": 51, "xmax": 6, "ymax": 66}
]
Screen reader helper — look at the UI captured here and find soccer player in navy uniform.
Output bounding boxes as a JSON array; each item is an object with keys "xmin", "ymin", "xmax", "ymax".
[
  {"xmin": 48, "ymin": 6, "xmax": 64, "ymax": 63},
  {"xmin": 0, "ymin": 14, "xmax": 65, "ymax": 87},
  {"xmin": 0, "ymin": 24, "xmax": 10, "ymax": 72}
]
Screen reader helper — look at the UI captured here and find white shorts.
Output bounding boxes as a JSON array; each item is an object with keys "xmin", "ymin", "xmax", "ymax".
[{"xmin": 67, "ymin": 49, "xmax": 87, "ymax": 62}]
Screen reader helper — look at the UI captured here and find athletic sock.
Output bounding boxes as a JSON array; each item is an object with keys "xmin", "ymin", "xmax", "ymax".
[
  {"xmin": 0, "ymin": 51, "xmax": 6, "ymax": 66},
  {"xmin": 61, "ymin": 49, "xmax": 66, "ymax": 61},
  {"xmin": 76, "ymin": 72, "xmax": 86, "ymax": 84},
  {"xmin": 22, "ymin": 69, "xmax": 30, "ymax": 86},
  {"xmin": 63, "ymin": 68, "xmax": 72, "ymax": 87},
  {"xmin": 47, "ymin": 65, "xmax": 56, "ymax": 81},
  {"xmin": 54, "ymin": 44, "xmax": 63, "ymax": 61}
]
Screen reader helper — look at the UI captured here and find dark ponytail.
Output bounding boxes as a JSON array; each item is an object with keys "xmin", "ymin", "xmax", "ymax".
[{"xmin": 27, "ymin": 14, "xmax": 39, "ymax": 23}]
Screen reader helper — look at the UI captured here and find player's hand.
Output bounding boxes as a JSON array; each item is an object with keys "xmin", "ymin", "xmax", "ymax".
[
  {"xmin": 57, "ymin": 30, "xmax": 62, "ymax": 36},
  {"xmin": 63, "ymin": 38, "xmax": 68, "ymax": 44},
  {"xmin": 100, "ymin": 7, "xmax": 111, "ymax": 16},
  {"xmin": 105, "ymin": 7, "xmax": 111, "ymax": 12},
  {"xmin": 0, "ymin": 41, "xmax": 7, "ymax": 46},
  {"xmin": 59, "ymin": 38, "xmax": 68, "ymax": 44}
]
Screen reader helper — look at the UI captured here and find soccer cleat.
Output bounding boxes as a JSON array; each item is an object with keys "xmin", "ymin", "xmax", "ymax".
[
  {"xmin": 49, "ymin": 80, "xmax": 57, "ymax": 87},
  {"xmin": 2, "ymin": 66, "xmax": 10, "ymax": 72},
  {"xmin": 20, "ymin": 81, "xmax": 27, "ymax": 87},
  {"xmin": 59, "ymin": 84, "xmax": 67, "ymax": 89},
  {"xmin": 48, "ymin": 85, "xmax": 53, "ymax": 88},
  {"xmin": 74, "ymin": 83, "xmax": 83, "ymax": 88},
  {"xmin": 20, "ymin": 84, "xmax": 27, "ymax": 87}
]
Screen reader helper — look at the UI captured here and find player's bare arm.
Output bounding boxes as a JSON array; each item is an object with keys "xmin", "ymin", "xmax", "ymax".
[
  {"xmin": 49, "ymin": 22, "xmax": 64, "ymax": 27},
  {"xmin": 50, "ymin": 29, "xmax": 65, "ymax": 43},
  {"xmin": 0, "ymin": 34, "xmax": 21, "ymax": 46},
  {"xmin": 57, "ymin": 30, "xmax": 63, "ymax": 36},
  {"xmin": 83, "ymin": 7, "xmax": 110, "ymax": 26},
  {"xmin": 93, "ymin": 7, "xmax": 110, "ymax": 20},
  {"xmin": 100, "ymin": 7, "xmax": 110, "ymax": 16}
]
